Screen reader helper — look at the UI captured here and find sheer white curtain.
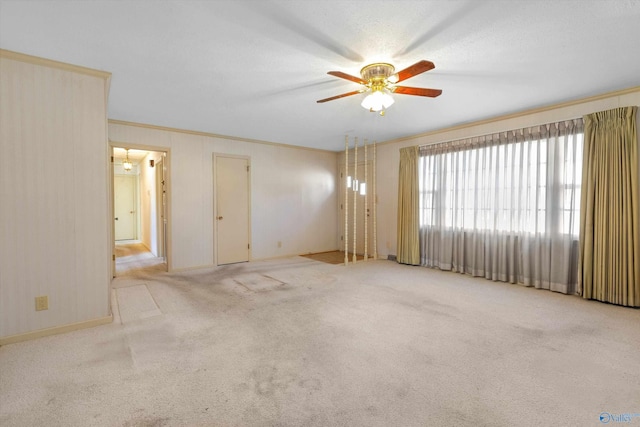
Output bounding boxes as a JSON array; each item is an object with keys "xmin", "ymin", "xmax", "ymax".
[{"xmin": 419, "ymin": 119, "xmax": 583, "ymax": 294}]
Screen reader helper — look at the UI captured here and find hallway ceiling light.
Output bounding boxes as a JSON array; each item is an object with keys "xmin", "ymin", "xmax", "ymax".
[{"xmin": 123, "ymin": 149, "xmax": 133, "ymax": 171}]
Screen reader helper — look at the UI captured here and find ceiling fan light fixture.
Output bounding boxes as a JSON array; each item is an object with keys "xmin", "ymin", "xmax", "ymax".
[{"xmin": 361, "ymin": 89, "xmax": 394, "ymax": 112}]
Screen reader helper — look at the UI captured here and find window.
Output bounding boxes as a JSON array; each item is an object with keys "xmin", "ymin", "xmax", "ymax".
[
  {"xmin": 419, "ymin": 122, "xmax": 583, "ymax": 236},
  {"xmin": 415, "ymin": 119, "xmax": 583, "ymax": 294}
]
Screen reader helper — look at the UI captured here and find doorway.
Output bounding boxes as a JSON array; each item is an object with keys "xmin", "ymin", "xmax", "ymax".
[
  {"xmin": 112, "ymin": 146, "xmax": 169, "ymax": 276},
  {"xmin": 214, "ymin": 154, "xmax": 250, "ymax": 265}
]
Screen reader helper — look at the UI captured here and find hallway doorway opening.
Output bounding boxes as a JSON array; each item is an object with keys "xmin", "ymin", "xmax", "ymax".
[{"xmin": 112, "ymin": 146, "xmax": 169, "ymax": 276}]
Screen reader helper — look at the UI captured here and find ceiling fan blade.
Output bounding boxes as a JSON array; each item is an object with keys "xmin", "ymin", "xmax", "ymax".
[
  {"xmin": 327, "ymin": 71, "xmax": 365, "ymax": 85},
  {"xmin": 392, "ymin": 86, "xmax": 442, "ymax": 97},
  {"xmin": 395, "ymin": 60, "xmax": 435, "ymax": 82},
  {"xmin": 316, "ymin": 90, "xmax": 362, "ymax": 103}
]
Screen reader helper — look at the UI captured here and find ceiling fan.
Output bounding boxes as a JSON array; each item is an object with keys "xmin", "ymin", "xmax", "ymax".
[{"xmin": 317, "ymin": 60, "xmax": 442, "ymax": 115}]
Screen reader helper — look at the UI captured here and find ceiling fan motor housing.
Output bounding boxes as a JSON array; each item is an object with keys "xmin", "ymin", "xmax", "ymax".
[{"xmin": 360, "ymin": 63, "xmax": 396, "ymax": 89}]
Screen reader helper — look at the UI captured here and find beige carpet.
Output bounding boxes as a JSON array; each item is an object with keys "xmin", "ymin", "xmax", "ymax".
[{"xmin": 1, "ymin": 256, "xmax": 639, "ymax": 426}]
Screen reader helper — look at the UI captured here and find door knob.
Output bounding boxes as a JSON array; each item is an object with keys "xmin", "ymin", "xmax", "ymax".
[
  {"xmin": 115, "ymin": 217, "xmax": 119, "ymax": 221},
  {"xmin": 217, "ymin": 216, "xmax": 223, "ymax": 220}
]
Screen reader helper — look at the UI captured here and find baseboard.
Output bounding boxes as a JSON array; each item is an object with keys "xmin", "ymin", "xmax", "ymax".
[
  {"xmin": 253, "ymin": 253, "xmax": 323, "ymax": 262},
  {"xmin": 170, "ymin": 263, "xmax": 216, "ymax": 273},
  {"xmin": 115, "ymin": 239, "xmax": 141, "ymax": 245},
  {"xmin": 0, "ymin": 315, "xmax": 113, "ymax": 346}
]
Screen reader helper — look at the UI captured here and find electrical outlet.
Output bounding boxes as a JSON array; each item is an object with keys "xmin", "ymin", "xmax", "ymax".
[
  {"xmin": 35, "ymin": 296, "xmax": 48, "ymax": 311},
  {"xmin": 277, "ymin": 241, "xmax": 282, "ymax": 248}
]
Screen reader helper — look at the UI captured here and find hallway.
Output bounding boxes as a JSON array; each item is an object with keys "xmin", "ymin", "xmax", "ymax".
[{"xmin": 115, "ymin": 242, "xmax": 166, "ymax": 277}]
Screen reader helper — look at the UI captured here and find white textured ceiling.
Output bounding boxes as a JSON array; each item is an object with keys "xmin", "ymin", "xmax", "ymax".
[{"xmin": 1, "ymin": 0, "xmax": 639, "ymax": 151}]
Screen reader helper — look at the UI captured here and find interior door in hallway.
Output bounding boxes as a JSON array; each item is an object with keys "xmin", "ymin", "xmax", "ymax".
[
  {"xmin": 114, "ymin": 174, "xmax": 136, "ymax": 240},
  {"xmin": 215, "ymin": 155, "xmax": 250, "ymax": 265}
]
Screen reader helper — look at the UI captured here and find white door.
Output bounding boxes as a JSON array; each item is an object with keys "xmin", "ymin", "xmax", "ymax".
[
  {"xmin": 114, "ymin": 175, "xmax": 136, "ymax": 240},
  {"xmin": 216, "ymin": 156, "xmax": 250, "ymax": 265}
]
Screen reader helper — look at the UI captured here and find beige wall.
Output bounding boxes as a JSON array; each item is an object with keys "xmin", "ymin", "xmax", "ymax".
[
  {"xmin": 367, "ymin": 88, "xmax": 640, "ymax": 259},
  {"xmin": 139, "ymin": 151, "xmax": 164, "ymax": 255},
  {"xmin": 0, "ymin": 52, "xmax": 111, "ymax": 340},
  {"xmin": 108, "ymin": 123, "xmax": 339, "ymax": 270}
]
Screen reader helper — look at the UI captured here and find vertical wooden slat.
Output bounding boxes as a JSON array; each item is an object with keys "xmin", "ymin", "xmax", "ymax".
[
  {"xmin": 364, "ymin": 139, "xmax": 368, "ymax": 261},
  {"xmin": 353, "ymin": 137, "xmax": 358, "ymax": 263},
  {"xmin": 344, "ymin": 135, "xmax": 349, "ymax": 266},
  {"xmin": 373, "ymin": 140, "xmax": 377, "ymax": 260}
]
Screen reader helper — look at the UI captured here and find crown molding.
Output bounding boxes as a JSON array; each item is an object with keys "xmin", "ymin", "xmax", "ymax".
[
  {"xmin": 0, "ymin": 49, "xmax": 111, "ymax": 80},
  {"xmin": 378, "ymin": 86, "xmax": 640, "ymax": 147},
  {"xmin": 108, "ymin": 119, "xmax": 336, "ymax": 154}
]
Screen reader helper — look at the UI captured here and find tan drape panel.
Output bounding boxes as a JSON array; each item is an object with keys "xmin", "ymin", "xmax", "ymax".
[
  {"xmin": 397, "ymin": 146, "xmax": 420, "ymax": 265},
  {"xmin": 579, "ymin": 106, "xmax": 639, "ymax": 307}
]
